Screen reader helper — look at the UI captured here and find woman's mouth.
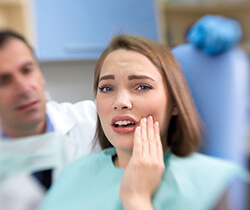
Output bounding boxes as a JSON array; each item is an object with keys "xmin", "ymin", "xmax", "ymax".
[
  {"xmin": 111, "ymin": 116, "xmax": 137, "ymax": 134},
  {"xmin": 114, "ymin": 120, "xmax": 136, "ymax": 128}
]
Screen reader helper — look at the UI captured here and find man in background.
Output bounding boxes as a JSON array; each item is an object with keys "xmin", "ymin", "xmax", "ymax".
[{"xmin": 0, "ymin": 31, "xmax": 98, "ymax": 210}]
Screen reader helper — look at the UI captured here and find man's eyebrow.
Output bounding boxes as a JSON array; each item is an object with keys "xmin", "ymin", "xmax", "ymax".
[
  {"xmin": 0, "ymin": 62, "xmax": 36, "ymax": 75},
  {"xmin": 128, "ymin": 75, "xmax": 155, "ymax": 81},
  {"xmin": 22, "ymin": 61, "xmax": 36, "ymax": 67},
  {"xmin": 99, "ymin": 75, "xmax": 115, "ymax": 82}
]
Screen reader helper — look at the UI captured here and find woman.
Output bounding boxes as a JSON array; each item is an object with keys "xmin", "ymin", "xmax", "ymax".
[{"xmin": 39, "ymin": 35, "xmax": 248, "ymax": 210}]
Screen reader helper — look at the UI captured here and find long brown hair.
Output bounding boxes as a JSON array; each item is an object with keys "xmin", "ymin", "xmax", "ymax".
[{"xmin": 93, "ymin": 35, "xmax": 201, "ymax": 157}]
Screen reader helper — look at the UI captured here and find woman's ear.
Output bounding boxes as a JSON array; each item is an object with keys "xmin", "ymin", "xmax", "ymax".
[{"xmin": 172, "ymin": 104, "xmax": 178, "ymax": 116}]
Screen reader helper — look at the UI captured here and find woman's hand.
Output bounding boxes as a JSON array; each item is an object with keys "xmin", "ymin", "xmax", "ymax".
[{"xmin": 120, "ymin": 116, "xmax": 165, "ymax": 210}]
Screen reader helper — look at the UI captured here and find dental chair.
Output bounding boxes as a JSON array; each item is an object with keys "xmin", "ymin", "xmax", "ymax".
[{"xmin": 172, "ymin": 43, "xmax": 249, "ymax": 210}]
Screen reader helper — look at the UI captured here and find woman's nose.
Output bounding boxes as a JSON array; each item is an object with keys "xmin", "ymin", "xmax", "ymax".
[{"xmin": 112, "ymin": 93, "xmax": 132, "ymax": 111}]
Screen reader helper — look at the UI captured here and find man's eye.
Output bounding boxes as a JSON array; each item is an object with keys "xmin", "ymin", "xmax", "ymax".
[
  {"xmin": 137, "ymin": 85, "xmax": 152, "ymax": 91},
  {"xmin": 99, "ymin": 86, "xmax": 113, "ymax": 93},
  {"xmin": 22, "ymin": 67, "xmax": 32, "ymax": 74},
  {"xmin": 0, "ymin": 75, "xmax": 11, "ymax": 86}
]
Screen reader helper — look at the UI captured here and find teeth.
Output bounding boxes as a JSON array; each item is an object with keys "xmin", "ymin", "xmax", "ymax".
[{"xmin": 114, "ymin": 120, "xmax": 134, "ymax": 126}]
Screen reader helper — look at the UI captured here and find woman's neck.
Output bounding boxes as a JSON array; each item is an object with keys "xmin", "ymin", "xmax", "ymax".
[
  {"xmin": 114, "ymin": 138, "xmax": 168, "ymax": 169},
  {"xmin": 114, "ymin": 149, "xmax": 132, "ymax": 168}
]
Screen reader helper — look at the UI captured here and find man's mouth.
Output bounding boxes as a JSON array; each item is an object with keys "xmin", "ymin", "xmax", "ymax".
[{"xmin": 16, "ymin": 101, "xmax": 39, "ymax": 111}]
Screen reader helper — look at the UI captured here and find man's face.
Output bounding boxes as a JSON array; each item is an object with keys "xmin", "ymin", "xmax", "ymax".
[{"xmin": 0, "ymin": 38, "xmax": 47, "ymax": 135}]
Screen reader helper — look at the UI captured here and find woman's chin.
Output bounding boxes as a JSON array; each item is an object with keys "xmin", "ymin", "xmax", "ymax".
[{"xmin": 115, "ymin": 143, "xmax": 134, "ymax": 153}]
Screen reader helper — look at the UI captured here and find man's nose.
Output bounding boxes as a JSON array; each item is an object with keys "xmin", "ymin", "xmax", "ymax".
[{"xmin": 14, "ymin": 76, "xmax": 32, "ymax": 92}]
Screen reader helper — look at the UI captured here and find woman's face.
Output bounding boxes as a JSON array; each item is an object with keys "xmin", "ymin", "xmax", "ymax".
[{"xmin": 96, "ymin": 49, "xmax": 174, "ymax": 154}]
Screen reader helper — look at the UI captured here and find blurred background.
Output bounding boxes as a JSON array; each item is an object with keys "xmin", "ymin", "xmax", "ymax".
[
  {"xmin": 0, "ymin": 0, "xmax": 248, "ymax": 101},
  {"xmin": 0, "ymin": 0, "xmax": 249, "ymax": 207},
  {"xmin": 1, "ymin": 0, "xmax": 250, "ymax": 163}
]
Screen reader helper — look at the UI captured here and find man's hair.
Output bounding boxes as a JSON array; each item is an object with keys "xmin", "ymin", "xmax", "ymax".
[{"xmin": 0, "ymin": 30, "xmax": 33, "ymax": 52}]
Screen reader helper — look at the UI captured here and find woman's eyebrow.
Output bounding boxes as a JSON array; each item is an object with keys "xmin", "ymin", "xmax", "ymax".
[
  {"xmin": 99, "ymin": 75, "xmax": 115, "ymax": 82},
  {"xmin": 128, "ymin": 75, "xmax": 155, "ymax": 81}
]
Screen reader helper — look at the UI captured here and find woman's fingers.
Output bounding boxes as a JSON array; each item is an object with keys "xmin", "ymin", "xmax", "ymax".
[
  {"xmin": 147, "ymin": 116, "xmax": 157, "ymax": 157},
  {"xmin": 132, "ymin": 126, "xmax": 142, "ymax": 156},
  {"xmin": 135, "ymin": 116, "xmax": 164, "ymax": 161},
  {"xmin": 154, "ymin": 121, "xmax": 164, "ymax": 160},
  {"xmin": 141, "ymin": 117, "xmax": 149, "ymax": 157}
]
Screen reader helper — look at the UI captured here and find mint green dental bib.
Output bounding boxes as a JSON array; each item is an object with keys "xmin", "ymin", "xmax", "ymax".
[{"xmin": 39, "ymin": 148, "xmax": 249, "ymax": 210}]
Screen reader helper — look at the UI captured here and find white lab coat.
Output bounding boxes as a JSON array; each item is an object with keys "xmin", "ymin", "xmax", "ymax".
[
  {"xmin": 46, "ymin": 100, "xmax": 98, "ymax": 177},
  {"xmin": 0, "ymin": 100, "xmax": 98, "ymax": 210}
]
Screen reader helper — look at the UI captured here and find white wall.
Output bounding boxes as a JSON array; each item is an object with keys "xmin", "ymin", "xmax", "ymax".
[{"xmin": 40, "ymin": 60, "xmax": 97, "ymax": 103}]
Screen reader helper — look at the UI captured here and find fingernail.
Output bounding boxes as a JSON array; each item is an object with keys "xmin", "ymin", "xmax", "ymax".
[
  {"xmin": 148, "ymin": 115, "xmax": 153, "ymax": 122},
  {"xmin": 143, "ymin": 118, "xmax": 147, "ymax": 124},
  {"xmin": 155, "ymin": 121, "xmax": 159, "ymax": 127}
]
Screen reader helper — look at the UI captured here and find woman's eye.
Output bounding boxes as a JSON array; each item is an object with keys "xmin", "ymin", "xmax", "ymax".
[
  {"xmin": 99, "ymin": 86, "xmax": 113, "ymax": 93},
  {"xmin": 137, "ymin": 85, "xmax": 152, "ymax": 91}
]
